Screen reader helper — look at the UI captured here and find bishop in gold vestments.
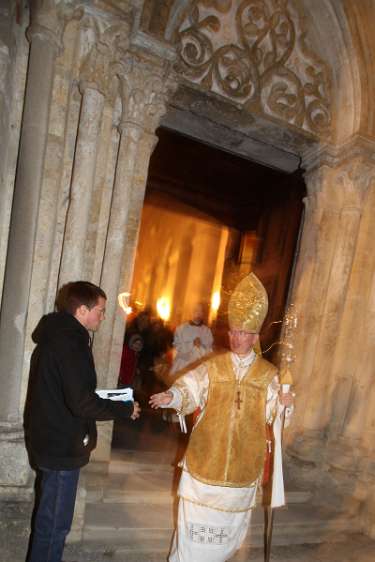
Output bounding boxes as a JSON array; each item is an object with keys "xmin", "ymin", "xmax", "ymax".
[{"xmin": 150, "ymin": 274, "xmax": 294, "ymax": 562}]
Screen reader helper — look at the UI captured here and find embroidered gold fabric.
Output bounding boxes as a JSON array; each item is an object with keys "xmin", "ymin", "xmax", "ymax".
[
  {"xmin": 228, "ymin": 273, "xmax": 268, "ymax": 333},
  {"xmin": 173, "ymin": 377, "xmax": 201, "ymax": 416},
  {"xmin": 179, "ymin": 494, "xmax": 254, "ymax": 513},
  {"xmin": 185, "ymin": 352, "xmax": 277, "ymax": 487}
]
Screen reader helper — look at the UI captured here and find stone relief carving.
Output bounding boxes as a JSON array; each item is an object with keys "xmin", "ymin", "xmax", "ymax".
[
  {"xmin": 176, "ymin": 0, "xmax": 331, "ymax": 135},
  {"xmin": 118, "ymin": 54, "xmax": 178, "ymax": 132},
  {"xmin": 28, "ymin": 0, "xmax": 82, "ymax": 51},
  {"xmin": 304, "ymin": 138, "xmax": 375, "ymax": 211},
  {"xmin": 334, "ymin": 158, "xmax": 375, "ymax": 211},
  {"xmin": 79, "ymin": 21, "xmax": 130, "ymax": 98}
]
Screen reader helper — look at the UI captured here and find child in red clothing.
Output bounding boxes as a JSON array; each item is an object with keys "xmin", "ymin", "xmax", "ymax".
[{"xmin": 118, "ymin": 334, "xmax": 143, "ymax": 387}]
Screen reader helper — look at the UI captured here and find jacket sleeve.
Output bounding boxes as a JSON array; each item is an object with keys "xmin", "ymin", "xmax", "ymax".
[{"xmin": 56, "ymin": 342, "xmax": 134, "ymax": 421}]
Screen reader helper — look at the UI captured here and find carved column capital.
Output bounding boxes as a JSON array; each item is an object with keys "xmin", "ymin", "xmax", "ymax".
[
  {"xmin": 302, "ymin": 161, "xmax": 338, "ymax": 216},
  {"xmin": 28, "ymin": 0, "xmax": 82, "ymax": 53},
  {"xmin": 117, "ymin": 52, "xmax": 178, "ymax": 133},
  {"xmin": 302, "ymin": 135, "xmax": 375, "ymax": 213},
  {"xmin": 333, "ymin": 159, "xmax": 375, "ymax": 213},
  {"xmin": 80, "ymin": 20, "xmax": 131, "ymax": 99}
]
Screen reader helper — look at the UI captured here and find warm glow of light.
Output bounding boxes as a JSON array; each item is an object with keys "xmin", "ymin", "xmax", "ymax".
[
  {"xmin": 118, "ymin": 292, "xmax": 132, "ymax": 315},
  {"xmin": 211, "ymin": 290, "xmax": 221, "ymax": 312},
  {"xmin": 156, "ymin": 296, "xmax": 171, "ymax": 321}
]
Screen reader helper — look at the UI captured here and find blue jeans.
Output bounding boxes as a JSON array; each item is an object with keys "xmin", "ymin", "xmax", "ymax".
[{"xmin": 27, "ymin": 467, "xmax": 80, "ymax": 562}]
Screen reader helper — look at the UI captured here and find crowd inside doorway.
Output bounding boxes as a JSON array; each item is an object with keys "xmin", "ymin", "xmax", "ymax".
[
  {"xmin": 117, "ymin": 303, "xmax": 216, "ymax": 407},
  {"xmin": 118, "ymin": 307, "xmax": 174, "ymax": 406}
]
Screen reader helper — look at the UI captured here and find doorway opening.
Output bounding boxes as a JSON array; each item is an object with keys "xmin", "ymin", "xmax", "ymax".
[{"xmin": 111, "ymin": 127, "xmax": 305, "ymax": 464}]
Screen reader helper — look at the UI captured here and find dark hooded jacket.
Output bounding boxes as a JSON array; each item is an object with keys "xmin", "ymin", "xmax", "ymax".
[{"xmin": 24, "ymin": 311, "xmax": 134, "ymax": 470}]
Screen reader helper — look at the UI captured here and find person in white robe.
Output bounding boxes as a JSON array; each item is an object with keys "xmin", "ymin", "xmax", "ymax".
[
  {"xmin": 150, "ymin": 273, "xmax": 294, "ymax": 562},
  {"xmin": 171, "ymin": 302, "xmax": 214, "ymax": 375}
]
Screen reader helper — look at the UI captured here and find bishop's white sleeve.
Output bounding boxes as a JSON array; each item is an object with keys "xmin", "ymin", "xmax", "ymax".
[
  {"xmin": 266, "ymin": 376, "xmax": 279, "ymax": 422},
  {"xmin": 266, "ymin": 375, "xmax": 294, "ymax": 426},
  {"xmin": 166, "ymin": 364, "xmax": 209, "ymax": 416},
  {"xmin": 267, "ymin": 374, "xmax": 294, "ymax": 508}
]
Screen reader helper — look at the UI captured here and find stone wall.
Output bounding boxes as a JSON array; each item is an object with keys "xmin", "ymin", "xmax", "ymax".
[
  {"xmin": 0, "ymin": 0, "xmax": 177, "ymax": 500},
  {"xmin": 1, "ymin": 0, "xmax": 375, "ymax": 541}
]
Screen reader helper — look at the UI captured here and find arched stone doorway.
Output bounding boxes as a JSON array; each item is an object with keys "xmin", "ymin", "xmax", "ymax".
[{"xmin": 1, "ymin": 0, "xmax": 375, "ymax": 546}]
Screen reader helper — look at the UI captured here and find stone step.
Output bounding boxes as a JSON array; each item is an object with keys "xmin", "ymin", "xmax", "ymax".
[
  {"xmin": 85, "ymin": 450, "xmax": 311, "ymax": 505},
  {"xmin": 108, "ymin": 449, "xmax": 178, "ymax": 473},
  {"xmin": 87, "ymin": 484, "xmax": 311, "ymax": 506},
  {"xmin": 85, "ymin": 464, "xmax": 312, "ymax": 506},
  {"xmin": 83, "ymin": 501, "xmax": 360, "ymax": 552}
]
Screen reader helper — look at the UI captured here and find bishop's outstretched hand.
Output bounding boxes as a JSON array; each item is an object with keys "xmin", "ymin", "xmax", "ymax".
[{"xmin": 149, "ymin": 391, "xmax": 173, "ymax": 409}]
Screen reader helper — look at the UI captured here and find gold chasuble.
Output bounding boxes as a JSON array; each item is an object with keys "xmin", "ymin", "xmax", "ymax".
[{"xmin": 185, "ymin": 352, "xmax": 277, "ymax": 487}]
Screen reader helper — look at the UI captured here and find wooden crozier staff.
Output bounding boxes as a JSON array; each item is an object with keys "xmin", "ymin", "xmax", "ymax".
[{"xmin": 263, "ymin": 305, "xmax": 297, "ymax": 562}]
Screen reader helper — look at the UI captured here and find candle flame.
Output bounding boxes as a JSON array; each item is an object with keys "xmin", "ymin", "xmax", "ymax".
[
  {"xmin": 211, "ymin": 290, "xmax": 221, "ymax": 312},
  {"xmin": 156, "ymin": 296, "xmax": 171, "ymax": 321}
]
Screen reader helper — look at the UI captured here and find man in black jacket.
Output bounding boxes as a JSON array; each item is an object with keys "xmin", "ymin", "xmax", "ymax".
[{"xmin": 25, "ymin": 281, "xmax": 140, "ymax": 562}]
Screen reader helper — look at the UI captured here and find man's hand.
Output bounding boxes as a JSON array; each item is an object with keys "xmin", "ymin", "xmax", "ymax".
[
  {"xmin": 278, "ymin": 391, "xmax": 294, "ymax": 408},
  {"xmin": 149, "ymin": 391, "xmax": 173, "ymax": 409},
  {"xmin": 193, "ymin": 337, "xmax": 202, "ymax": 348},
  {"xmin": 131, "ymin": 401, "xmax": 141, "ymax": 420}
]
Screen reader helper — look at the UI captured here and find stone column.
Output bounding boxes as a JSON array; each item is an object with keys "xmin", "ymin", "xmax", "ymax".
[
  {"xmin": 303, "ymin": 174, "xmax": 366, "ymax": 428},
  {"xmin": 58, "ymin": 84, "xmax": 105, "ymax": 283},
  {"xmin": 91, "ymin": 53, "xmax": 177, "ymax": 464},
  {"xmin": 0, "ymin": 38, "xmax": 12, "ymax": 304},
  {"xmin": 287, "ymin": 138, "xmax": 375, "ymax": 468},
  {"xmin": 0, "ymin": 2, "xmax": 64, "ymax": 447},
  {"xmin": 322, "ymin": 142, "xmax": 375, "ymax": 472},
  {"xmin": 0, "ymin": 1, "xmax": 28, "ymax": 306},
  {"xmin": 286, "ymin": 154, "xmax": 341, "ymax": 455},
  {"xmin": 90, "ymin": 115, "xmax": 121, "ymax": 284},
  {"xmin": 59, "ymin": 23, "xmax": 129, "ymax": 285},
  {"xmin": 22, "ymin": 17, "xmax": 81, "ymax": 337}
]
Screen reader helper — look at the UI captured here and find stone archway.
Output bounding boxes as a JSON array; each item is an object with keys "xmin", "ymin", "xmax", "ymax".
[
  {"xmin": 1, "ymin": 0, "xmax": 375, "ymax": 543},
  {"xmin": 123, "ymin": 1, "xmax": 375, "ymax": 538}
]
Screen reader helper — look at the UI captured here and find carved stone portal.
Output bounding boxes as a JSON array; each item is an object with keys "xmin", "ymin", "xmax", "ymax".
[{"xmin": 175, "ymin": 0, "xmax": 332, "ymax": 135}]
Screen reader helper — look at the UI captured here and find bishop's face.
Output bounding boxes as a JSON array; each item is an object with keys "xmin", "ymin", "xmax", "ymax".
[{"xmin": 228, "ymin": 329, "xmax": 258, "ymax": 356}]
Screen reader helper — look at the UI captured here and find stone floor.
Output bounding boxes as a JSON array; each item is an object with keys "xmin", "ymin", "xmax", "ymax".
[
  {"xmin": 63, "ymin": 535, "xmax": 375, "ymax": 562},
  {"xmin": 2, "ymin": 409, "xmax": 375, "ymax": 562},
  {"xmin": 1, "ymin": 504, "xmax": 375, "ymax": 562}
]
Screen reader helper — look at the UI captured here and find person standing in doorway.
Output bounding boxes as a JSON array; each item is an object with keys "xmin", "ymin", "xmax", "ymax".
[
  {"xmin": 164, "ymin": 302, "xmax": 213, "ymax": 426},
  {"xmin": 24, "ymin": 281, "xmax": 140, "ymax": 562},
  {"xmin": 171, "ymin": 302, "xmax": 214, "ymax": 375}
]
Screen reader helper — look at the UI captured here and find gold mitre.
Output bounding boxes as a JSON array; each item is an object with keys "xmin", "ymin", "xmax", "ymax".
[{"xmin": 228, "ymin": 273, "xmax": 268, "ymax": 333}]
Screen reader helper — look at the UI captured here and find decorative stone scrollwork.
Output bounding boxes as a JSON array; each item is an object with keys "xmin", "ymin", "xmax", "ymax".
[{"xmin": 177, "ymin": 0, "xmax": 332, "ymax": 135}]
